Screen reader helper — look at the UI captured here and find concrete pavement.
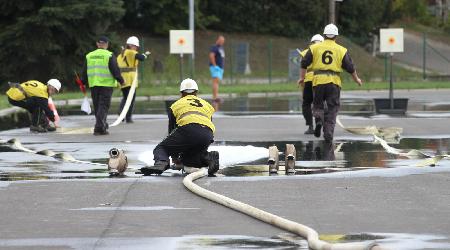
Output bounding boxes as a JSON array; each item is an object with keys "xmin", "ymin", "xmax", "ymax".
[{"xmin": 0, "ymin": 114, "xmax": 450, "ymax": 249}]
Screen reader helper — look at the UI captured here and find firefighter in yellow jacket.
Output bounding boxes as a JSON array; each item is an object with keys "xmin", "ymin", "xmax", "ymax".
[
  {"xmin": 298, "ymin": 34, "xmax": 324, "ymax": 134},
  {"xmin": 140, "ymin": 78, "xmax": 219, "ymax": 176},
  {"xmin": 117, "ymin": 36, "xmax": 150, "ymax": 123},
  {"xmin": 6, "ymin": 79, "xmax": 61, "ymax": 133},
  {"xmin": 299, "ymin": 24, "xmax": 362, "ymax": 142}
]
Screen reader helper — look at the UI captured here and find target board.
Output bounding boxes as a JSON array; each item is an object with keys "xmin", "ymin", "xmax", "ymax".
[
  {"xmin": 170, "ymin": 30, "xmax": 194, "ymax": 54},
  {"xmin": 380, "ymin": 28, "xmax": 404, "ymax": 53}
]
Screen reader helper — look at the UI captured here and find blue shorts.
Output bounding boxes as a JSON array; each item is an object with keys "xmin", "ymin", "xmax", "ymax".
[{"xmin": 209, "ymin": 65, "xmax": 224, "ymax": 80}]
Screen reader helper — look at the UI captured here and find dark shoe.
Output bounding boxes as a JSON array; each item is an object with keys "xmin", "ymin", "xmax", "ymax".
[
  {"xmin": 140, "ymin": 167, "xmax": 163, "ymax": 176},
  {"xmin": 30, "ymin": 125, "xmax": 47, "ymax": 133},
  {"xmin": 141, "ymin": 161, "xmax": 169, "ymax": 176},
  {"xmin": 207, "ymin": 151, "xmax": 220, "ymax": 176},
  {"xmin": 45, "ymin": 126, "xmax": 57, "ymax": 132},
  {"xmin": 126, "ymin": 119, "xmax": 134, "ymax": 123},
  {"xmin": 304, "ymin": 125, "xmax": 314, "ymax": 134},
  {"xmin": 314, "ymin": 122, "xmax": 322, "ymax": 138},
  {"xmin": 324, "ymin": 137, "xmax": 333, "ymax": 143},
  {"xmin": 93, "ymin": 130, "xmax": 109, "ymax": 136}
]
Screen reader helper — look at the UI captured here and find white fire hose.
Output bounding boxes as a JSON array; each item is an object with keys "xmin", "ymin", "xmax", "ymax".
[
  {"xmin": 110, "ymin": 69, "xmax": 138, "ymax": 127},
  {"xmin": 183, "ymin": 168, "xmax": 382, "ymax": 250}
]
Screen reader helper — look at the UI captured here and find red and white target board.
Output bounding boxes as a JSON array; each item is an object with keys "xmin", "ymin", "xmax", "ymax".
[
  {"xmin": 380, "ymin": 28, "xmax": 404, "ymax": 53},
  {"xmin": 170, "ymin": 30, "xmax": 194, "ymax": 54}
]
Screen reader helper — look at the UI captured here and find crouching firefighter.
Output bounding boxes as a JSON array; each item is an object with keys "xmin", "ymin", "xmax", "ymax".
[
  {"xmin": 140, "ymin": 78, "xmax": 219, "ymax": 176},
  {"xmin": 6, "ymin": 79, "xmax": 61, "ymax": 133}
]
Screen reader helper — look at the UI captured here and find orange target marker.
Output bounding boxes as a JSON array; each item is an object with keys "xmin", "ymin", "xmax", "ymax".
[
  {"xmin": 388, "ymin": 37, "xmax": 395, "ymax": 44},
  {"xmin": 178, "ymin": 38, "xmax": 185, "ymax": 45}
]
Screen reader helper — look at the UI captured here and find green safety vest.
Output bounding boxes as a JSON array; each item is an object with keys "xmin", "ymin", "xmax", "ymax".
[{"xmin": 86, "ymin": 49, "xmax": 116, "ymax": 88}]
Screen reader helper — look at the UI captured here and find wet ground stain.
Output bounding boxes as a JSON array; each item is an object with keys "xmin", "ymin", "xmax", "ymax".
[
  {"xmin": 57, "ymin": 94, "xmax": 450, "ymax": 117},
  {"xmin": 0, "ymin": 233, "xmax": 449, "ymax": 249},
  {"xmin": 0, "ymin": 138, "xmax": 449, "ymax": 180}
]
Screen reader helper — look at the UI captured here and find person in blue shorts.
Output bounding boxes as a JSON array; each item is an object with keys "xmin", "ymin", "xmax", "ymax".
[{"xmin": 209, "ymin": 35, "xmax": 225, "ymax": 109}]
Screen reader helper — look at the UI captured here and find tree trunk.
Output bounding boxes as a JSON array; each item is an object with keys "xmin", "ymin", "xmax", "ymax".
[{"xmin": 443, "ymin": 0, "xmax": 449, "ymax": 22}]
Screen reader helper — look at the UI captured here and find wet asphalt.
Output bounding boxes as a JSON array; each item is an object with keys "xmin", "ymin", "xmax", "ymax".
[{"xmin": 0, "ymin": 114, "xmax": 450, "ymax": 249}]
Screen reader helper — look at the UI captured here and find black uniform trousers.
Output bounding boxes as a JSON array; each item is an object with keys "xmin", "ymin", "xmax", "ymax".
[
  {"xmin": 118, "ymin": 86, "xmax": 136, "ymax": 122},
  {"xmin": 302, "ymin": 81, "xmax": 314, "ymax": 126},
  {"xmin": 312, "ymin": 83, "xmax": 340, "ymax": 141},
  {"xmin": 8, "ymin": 97, "xmax": 48, "ymax": 127},
  {"xmin": 153, "ymin": 123, "xmax": 214, "ymax": 168},
  {"xmin": 91, "ymin": 86, "xmax": 113, "ymax": 132}
]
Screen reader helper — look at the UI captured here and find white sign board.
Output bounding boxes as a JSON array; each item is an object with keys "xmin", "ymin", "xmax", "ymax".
[
  {"xmin": 380, "ymin": 28, "xmax": 404, "ymax": 53},
  {"xmin": 170, "ymin": 30, "xmax": 194, "ymax": 54}
]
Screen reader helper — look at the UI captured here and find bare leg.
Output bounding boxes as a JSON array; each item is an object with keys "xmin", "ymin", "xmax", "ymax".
[
  {"xmin": 212, "ymin": 77, "xmax": 220, "ymax": 110},
  {"xmin": 212, "ymin": 77, "xmax": 219, "ymax": 100}
]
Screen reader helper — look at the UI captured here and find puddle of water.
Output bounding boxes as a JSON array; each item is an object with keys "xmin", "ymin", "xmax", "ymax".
[
  {"xmin": 0, "ymin": 138, "xmax": 449, "ymax": 181},
  {"xmin": 219, "ymin": 138, "xmax": 450, "ymax": 177},
  {"xmin": 58, "ymin": 95, "xmax": 375, "ymax": 116},
  {"xmin": 0, "ymin": 233, "xmax": 448, "ymax": 249},
  {"xmin": 57, "ymin": 94, "xmax": 450, "ymax": 118}
]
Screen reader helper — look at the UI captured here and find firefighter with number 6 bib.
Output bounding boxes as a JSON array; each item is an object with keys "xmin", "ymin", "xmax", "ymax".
[
  {"xmin": 141, "ymin": 78, "xmax": 219, "ymax": 176},
  {"xmin": 299, "ymin": 24, "xmax": 362, "ymax": 143}
]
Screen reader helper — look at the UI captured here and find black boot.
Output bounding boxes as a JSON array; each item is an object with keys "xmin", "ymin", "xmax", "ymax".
[
  {"xmin": 30, "ymin": 125, "xmax": 47, "ymax": 133},
  {"xmin": 207, "ymin": 151, "xmax": 220, "ymax": 176},
  {"xmin": 304, "ymin": 125, "xmax": 314, "ymax": 134},
  {"xmin": 141, "ymin": 161, "xmax": 169, "ymax": 176},
  {"xmin": 314, "ymin": 121, "xmax": 322, "ymax": 138}
]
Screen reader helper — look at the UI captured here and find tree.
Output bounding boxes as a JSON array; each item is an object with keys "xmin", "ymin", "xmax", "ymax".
[
  {"xmin": 0, "ymin": 0, "xmax": 125, "ymax": 88},
  {"xmin": 338, "ymin": 0, "xmax": 392, "ymax": 45},
  {"xmin": 392, "ymin": 0, "xmax": 431, "ymax": 24},
  {"xmin": 122, "ymin": 0, "xmax": 218, "ymax": 35},
  {"xmin": 199, "ymin": 0, "xmax": 328, "ymax": 38}
]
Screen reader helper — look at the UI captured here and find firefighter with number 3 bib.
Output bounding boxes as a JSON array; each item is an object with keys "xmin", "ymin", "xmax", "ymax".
[
  {"xmin": 141, "ymin": 78, "xmax": 219, "ymax": 176},
  {"xmin": 299, "ymin": 24, "xmax": 363, "ymax": 143}
]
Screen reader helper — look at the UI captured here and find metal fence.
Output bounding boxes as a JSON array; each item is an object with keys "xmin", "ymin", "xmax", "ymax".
[{"xmin": 135, "ymin": 31, "xmax": 449, "ymax": 87}]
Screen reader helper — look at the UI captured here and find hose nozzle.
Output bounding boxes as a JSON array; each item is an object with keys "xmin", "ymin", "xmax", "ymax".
[{"xmin": 109, "ymin": 148, "xmax": 120, "ymax": 158}]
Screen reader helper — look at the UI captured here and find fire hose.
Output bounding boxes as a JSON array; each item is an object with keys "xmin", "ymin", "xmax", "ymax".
[{"xmin": 183, "ymin": 168, "xmax": 382, "ymax": 250}]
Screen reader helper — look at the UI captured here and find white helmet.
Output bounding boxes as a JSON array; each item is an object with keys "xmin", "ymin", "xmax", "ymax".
[
  {"xmin": 180, "ymin": 78, "xmax": 199, "ymax": 93},
  {"xmin": 47, "ymin": 79, "xmax": 61, "ymax": 92},
  {"xmin": 323, "ymin": 24, "xmax": 339, "ymax": 37},
  {"xmin": 126, "ymin": 36, "xmax": 140, "ymax": 47},
  {"xmin": 310, "ymin": 34, "xmax": 324, "ymax": 43}
]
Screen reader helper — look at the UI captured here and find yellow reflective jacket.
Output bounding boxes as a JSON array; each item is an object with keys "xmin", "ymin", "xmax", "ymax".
[
  {"xmin": 6, "ymin": 80, "xmax": 49, "ymax": 101},
  {"xmin": 309, "ymin": 39, "xmax": 347, "ymax": 87},
  {"xmin": 117, "ymin": 49, "xmax": 139, "ymax": 88},
  {"xmin": 170, "ymin": 95, "xmax": 215, "ymax": 133},
  {"xmin": 300, "ymin": 49, "xmax": 314, "ymax": 82}
]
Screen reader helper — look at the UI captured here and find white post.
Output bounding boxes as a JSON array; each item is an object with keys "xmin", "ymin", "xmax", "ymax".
[
  {"xmin": 189, "ymin": 0, "xmax": 195, "ymax": 77},
  {"xmin": 329, "ymin": 0, "xmax": 336, "ymax": 24}
]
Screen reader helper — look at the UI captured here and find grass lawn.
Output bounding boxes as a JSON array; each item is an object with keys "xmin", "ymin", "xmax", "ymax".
[{"xmin": 0, "ymin": 80, "xmax": 449, "ymax": 110}]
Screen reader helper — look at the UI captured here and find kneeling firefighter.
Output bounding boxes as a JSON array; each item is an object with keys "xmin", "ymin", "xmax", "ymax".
[
  {"xmin": 141, "ymin": 78, "xmax": 219, "ymax": 175},
  {"xmin": 6, "ymin": 79, "xmax": 61, "ymax": 133}
]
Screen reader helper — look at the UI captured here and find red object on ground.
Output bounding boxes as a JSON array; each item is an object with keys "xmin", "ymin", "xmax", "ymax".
[{"xmin": 74, "ymin": 72, "xmax": 86, "ymax": 95}]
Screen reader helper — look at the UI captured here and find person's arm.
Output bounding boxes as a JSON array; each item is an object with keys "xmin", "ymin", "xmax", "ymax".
[
  {"xmin": 209, "ymin": 52, "xmax": 216, "ymax": 66},
  {"xmin": 135, "ymin": 51, "xmax": 151, "ymax": 61},
  {"xmin": 108, "ymin": 56, "xmax": 125, "ymax": 85},
  {"xmin": 34, "ymin": 97, "xmax": 55, "ymax": 122},
  {"xmin": 298, "ymin": 49, "xmax": 313, "ymax": 86},
  {"xmin": 81, "ymin": 59, "xmax": 88, "ymax": 86},
  {"xmin": 135, "ymin": 53, "xmax": 146, "ymax": 61},
  {"xmin": 168, "ymin": 109, "xmax": 177, "ymax": 134},
  {"xmin": 342, "ymin": 52, "xmax": 362, "ymax": 86}
]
